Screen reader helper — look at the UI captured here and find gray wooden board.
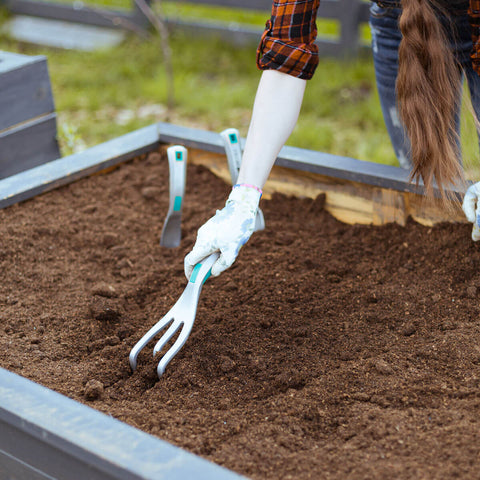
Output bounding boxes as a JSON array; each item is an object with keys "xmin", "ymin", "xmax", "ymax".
[
  {"xmin": 359, "ymin": 1, "xmax": 372, "ymax": 22},
  {"xmin": 337, "ymin": 0, "xmax": 363, "ymax": 54},
  {"xmin": 173, "ymin": 0, "xmax": 370, "ymax": 17},
  {"xmin": 156, "ymin": 122, "xmax": 467, "ymax": 198},
  {"xmin": 166, "ymin": 0, "xmax": 372, "ymax": 55},
  {"xmin": 1, "ymin": 421, "xmax": 122, "ymax": 480},
  {"xmin": 0, "ymin": 450, "xmax": 56, "ymax": 480},
  {"xmin": 166, "ymin": 18, "xmax": 370, "ymax": 55},
  {"xmin": 174, "ymin": 0, "xmax": 273, "ymax": 9},
  {"xmin": 0, "ymin": 51, "xmax": 55, "ymax": 132},
  {"xmin": 0, "ymin": 121, "xmax": 465, "ymax": 211},
  {"xmin": 155, "ymin": 122, "xmax": 430, "ymax": 195},
  {"xmin": 4, "ymin": 15, "xmax": 126, "ymax": 51},
  {"xmin": 6, "ymin": 0, "xmax": 149, "ymax": 28},
  {"xmin": 5, "ymin": 0, "xmax": 372, "ymax": 51},
  {"xmin": 0, "ymin": 123, "xmax": 159, "ymax": 208},
  {"xmin": 0, "ymin": 113, "xmax": 61, "ymax": 180},
  {"xmin": 0, "ymin": 368, "xmax": 246, "ymax": 480}
]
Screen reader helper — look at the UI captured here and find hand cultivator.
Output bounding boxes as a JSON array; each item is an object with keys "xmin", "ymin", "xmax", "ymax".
[{"xmin": 129, "ymin": 252, "xmax": 219, "ymax": 378}]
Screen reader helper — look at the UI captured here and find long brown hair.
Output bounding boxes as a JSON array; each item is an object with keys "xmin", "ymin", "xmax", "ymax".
[{"xmin": 397, "ymin": 0, "xmax": 466, "ymax": 201}]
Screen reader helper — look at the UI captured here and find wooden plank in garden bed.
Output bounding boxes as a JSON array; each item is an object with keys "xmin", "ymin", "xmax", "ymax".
[
  {"xmin": 155, "ymin": 122, "xmax": 453, "ymax": 196},
  {"xmin": 189, "ymin": 149, "xmax": 467, "ymax": 227},
  {"xmin": 155, "ymin": 123, "xmax": 466, "ymax": 227},
  {"xmin": 0, "ymin": 121, "xmax": 467, "ymax": 226}
]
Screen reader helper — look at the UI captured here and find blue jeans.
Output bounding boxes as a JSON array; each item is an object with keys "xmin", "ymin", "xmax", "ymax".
[{"xmin": 369, "ymin": 3, "xmax": 480, "ymax": 169}]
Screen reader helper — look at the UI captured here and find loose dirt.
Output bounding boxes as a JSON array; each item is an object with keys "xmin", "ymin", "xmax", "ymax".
[{"xmin": 1, "ymin": 149, "xmax": 480, "ymax": 479}]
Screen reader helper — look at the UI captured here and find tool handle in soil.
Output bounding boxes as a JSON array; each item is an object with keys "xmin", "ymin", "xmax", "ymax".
[
  {"xmin": 221, "ymin": 128, "xmax": 242, "ymax": 185},
  {"xmin": 160, "ymin": 145, "xmax": 187, "ymax": 248},
  {"xmin": 166, "ymin": 144, "xmax": 187, "ymax": 216},
  {"xmin": 220, "ymin": 128, "xmax": 265, "ymax": 232}
]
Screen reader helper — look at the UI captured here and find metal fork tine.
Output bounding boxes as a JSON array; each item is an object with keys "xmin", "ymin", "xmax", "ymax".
[
  {"xmin": 129, "ymin": 252, "xmax": 219, "ymax": 379},
  {"xmin": 128, "ymin": 315, "xmax": 175, "ymax": 371},
  {"xmin": 152, "ymin": 320, "xmax": 182, "ymax": 357},
  {"xmin": 156, "ymin": 322, "xmax": 194, "ymax": 377}
]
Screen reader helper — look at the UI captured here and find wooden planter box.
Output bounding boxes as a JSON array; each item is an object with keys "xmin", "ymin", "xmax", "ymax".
[
  {"xmin": 0, "ymin": 51, "xmax": 60, "ymax": 180},
  {"xmin": 0, "ymin": 121, "xmax": 469, "ymax": 478}
]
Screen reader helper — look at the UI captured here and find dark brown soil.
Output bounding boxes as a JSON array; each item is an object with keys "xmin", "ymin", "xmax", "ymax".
[{"xmin": 1, "ymin": 149, "xmax": 480, "ymax": 479}]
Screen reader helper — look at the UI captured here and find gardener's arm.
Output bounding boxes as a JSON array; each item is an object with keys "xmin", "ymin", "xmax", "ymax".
[
  {"xmin": 184, "ymin": 70, "xmax": 306, "ymax": 279},
  {"xmin": 184, "ymin": 0, "xmax": 320, "ymax": 279},
  {"xmin": 236, "ymin": 70, "xmax": 306, "ymax": 189}
]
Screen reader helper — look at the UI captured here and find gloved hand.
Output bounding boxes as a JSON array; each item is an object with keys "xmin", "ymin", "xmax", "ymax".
[
  {"xmin": 184, "ymin": 184, "xmax": 262, "ymax": 279},
  {"xmin": 462, "ymin": 182, "xmax": 480, "ymax": 241}
]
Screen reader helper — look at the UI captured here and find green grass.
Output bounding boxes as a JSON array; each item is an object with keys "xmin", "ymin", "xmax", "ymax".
[{"xmin": 0, "ymin": 3, "xmax": 478, "ymax": 174}]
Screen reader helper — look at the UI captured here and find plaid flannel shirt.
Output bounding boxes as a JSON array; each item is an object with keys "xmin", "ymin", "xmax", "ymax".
[
  {"xmin": 469, "ymin": 1, "xmax": 480, "ymax": 74},
  {"xmin": 257, "ymin": 0, "xmax": 480, "ymax": 80},
  {"xmin": 257, "ymin": 0, "xmax": 321, "ymax": 80}
]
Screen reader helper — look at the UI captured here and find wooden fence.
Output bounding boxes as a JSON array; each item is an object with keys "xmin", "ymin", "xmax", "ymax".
[
  {"xmin": 3, "ymin": 0, "xmax": 372, "ymax": 56},
  {"xmin": 2, "ymin": 0, "xmax": 151, "ymax": 30},
  {"xmin": 169, "ymin": 0, "xmax": 371, "ymax": 56}
]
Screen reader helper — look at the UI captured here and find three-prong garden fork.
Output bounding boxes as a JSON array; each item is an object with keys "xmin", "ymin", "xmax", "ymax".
[{"xmin": 129, "ymin": 252, "xmax": 219, "ymax": 379}]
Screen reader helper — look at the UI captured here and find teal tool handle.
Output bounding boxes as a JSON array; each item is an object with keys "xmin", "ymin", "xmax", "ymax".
[
  {"xmin": 220, "ymin": 128, "xmax": 242, "ymax": 185},
  {"xmin": 189, "ymin": 252, "xmax": 220, "ymax": 286},
  {"xmin": 167, "ymin": 145, "xmax": 187, "ymax": 214}
]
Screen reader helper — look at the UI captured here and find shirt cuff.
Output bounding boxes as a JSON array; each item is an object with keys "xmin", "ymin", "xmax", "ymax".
[{"xmin": 256, "ymin": 20, "xmax": 319, "ymax": 80}]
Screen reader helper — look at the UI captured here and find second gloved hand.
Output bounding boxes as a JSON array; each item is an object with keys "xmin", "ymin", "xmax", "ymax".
[
  {"xmin": 462, "ymin": 182, "xmax": 480, "ymax": 241},
  {"xmin": 184, "ymin": 184, "xmax": 262, "ymax": 279}
]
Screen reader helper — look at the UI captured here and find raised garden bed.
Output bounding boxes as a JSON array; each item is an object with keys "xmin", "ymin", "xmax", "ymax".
[{"xmin": 1, "ymin": 142, "xmax": 480, "ymax": 479}]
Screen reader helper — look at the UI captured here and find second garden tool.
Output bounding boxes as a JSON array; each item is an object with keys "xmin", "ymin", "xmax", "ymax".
[
  {"xmin": 160, "ymin": 145, "xmax": 187, "ymax": 248},
  {"xmin": 129, "ymin": 252, "xmax": 219, "ymax": 379},
  {"xmin": 220, "ymin": 128, "xmax": 265, "ymax": 232}
]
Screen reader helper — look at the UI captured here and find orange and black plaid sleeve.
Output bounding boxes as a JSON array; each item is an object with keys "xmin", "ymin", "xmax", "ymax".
[
  {"xmin": 257, "ymin": 0, "xmax": 321, "ymax": 80},
  {"xmin": 470, "ymin": 0, "xmax": 480, "ymax": 75}
]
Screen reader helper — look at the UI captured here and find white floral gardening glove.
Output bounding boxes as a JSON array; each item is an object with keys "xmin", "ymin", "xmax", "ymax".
[
  {"xmin": 462, "ymin": 182, "xmax": 480, "ymax": 241},
  {"xmin": 184, "ymin": 184, "xmax": 262, "ymax": 279}
]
